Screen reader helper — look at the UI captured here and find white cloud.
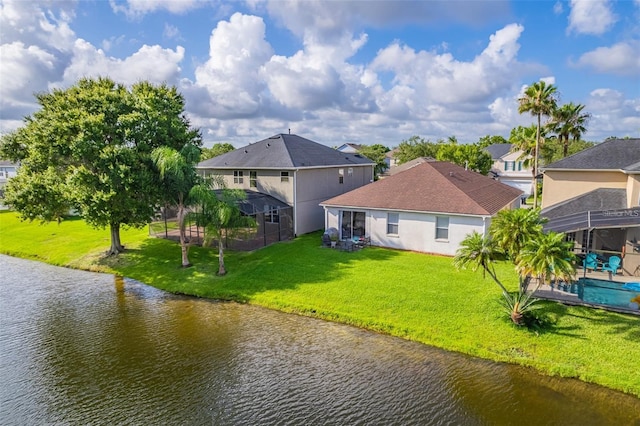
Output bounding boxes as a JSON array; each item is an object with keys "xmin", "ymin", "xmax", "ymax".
[
  {"xmin": 163, "ymin": 23, "xmax": 181, "ymax": 40},
  {"xmin": 567, "ymin": 0, "xmax": 617, "ymax": 35},
  {"xmin": 109, "ymin": 0, "xmax": 207, "ymax": 19},
  {"xmin": 586, "ymin": 88, "xmax": 640, "ymax": 138},
  {"xmin": 59, "ymin": 40, "xmax": 184, "ymax": 87},
  {"xmin": 574, "ymin": 41, "xmax": 640, "ymax": 76}
]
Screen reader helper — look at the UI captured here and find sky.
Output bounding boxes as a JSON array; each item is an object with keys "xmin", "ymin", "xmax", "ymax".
[{"xmin": 1, "ymin": 0, "xmax": 639, "ymax": 149}]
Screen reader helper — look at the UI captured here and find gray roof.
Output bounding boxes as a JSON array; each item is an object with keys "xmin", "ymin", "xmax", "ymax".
[
  {"xmin": 541, "ymin": 188, "xmax": 627, "ymax": 220},
  {"xmin": 542, "ymin": 138, "xmax": 640, "ymax": 172},
  {"xmin": 484, "ymin": 143, "xmax": 513, "ymax": 159},
  {"xmin": 197, "ymin": 134, "xmax": 374, "ymax": 169}
]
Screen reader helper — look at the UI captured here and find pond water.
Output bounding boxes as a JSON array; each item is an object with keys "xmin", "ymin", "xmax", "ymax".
[{"xmin": 1, "ymin": 254, "xmax": 639, "ymax": 425}]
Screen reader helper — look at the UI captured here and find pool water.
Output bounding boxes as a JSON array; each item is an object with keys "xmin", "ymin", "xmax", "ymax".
[{"xmin": 575, "ymin": 278, "xmax": 640, "ymax": 311}]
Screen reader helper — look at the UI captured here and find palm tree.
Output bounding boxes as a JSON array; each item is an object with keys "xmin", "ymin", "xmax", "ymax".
[
  {"xmin": 518, "ymin": 81, "xmax": 558, "ymax": 208},
  {"xmin": 489, "ymin": 208, "xmax": 546, "ymax": 260},
  {"xmin": 516, "ymin": 231, "xmax": 576, "ymax": 290},
  {"xmin": 453, "ymin": 231, "xmax": 509, "ymax": 295},
  {"xmin": 152, "ymin": 144, "xmax": 201, "ymax": 268},
  {"xmin": 549, "ymin": 102, "xmax": 590, "ymax": 158},
  {"xmin": 189, "ymin": 176, "xmax": 256, "ymax": 276}
]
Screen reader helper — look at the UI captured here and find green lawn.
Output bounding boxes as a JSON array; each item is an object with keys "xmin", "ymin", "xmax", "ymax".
[{"xmin": 1, "ymin": 210, "xmax": 638, "ymax": 397}]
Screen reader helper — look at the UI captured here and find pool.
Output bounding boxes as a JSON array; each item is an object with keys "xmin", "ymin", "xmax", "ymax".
[{"xmin": 574, "ymin": 278, "xmax": 640, "ymax": 311}]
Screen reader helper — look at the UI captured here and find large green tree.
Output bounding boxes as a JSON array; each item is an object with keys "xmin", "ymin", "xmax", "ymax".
[
  {"xmin": 518, "ymin": 81, "xmax": 558, "ymax": 208},
  {"xmin": 152, "ymin": 144, "xmax": 202, "ymax": 267},
  {"xmin": 394, "ymin": 136, "xmax": 439, "ymax": 164},
  {"xmin": 200, "ymin": 143, "xmax": 235, "ymax": 161},
  {"xmin": 358, "ymin": 144, "xmax": 390, "ymax": 179},
  {"xmin": 548, "ymin": 102, "xmax": 591, "ymax": 158},
  {"xmin": 436, "ymin": 141, "xmax": 493, "ymax": 175},
  {"xmin": 0, "ymin": 77, "xmax": 201, "ymax": 255}
]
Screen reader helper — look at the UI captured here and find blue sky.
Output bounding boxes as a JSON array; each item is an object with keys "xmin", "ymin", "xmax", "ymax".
[{"xmin": 1, "ymin": 0, "xmax": 638, "ymax": 148}]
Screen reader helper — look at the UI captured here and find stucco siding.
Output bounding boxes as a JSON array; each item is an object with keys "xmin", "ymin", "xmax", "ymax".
[
  {"xmin": 627, "ymin": 175, "xmax": 640, "ymax": 207},
  {"xmin": 324, "ymin": 207, "xmax": 489, "ymax": 256},
  {"xmin": 542, "ymin": 170, "xmax": 628, "ymax": 209}
]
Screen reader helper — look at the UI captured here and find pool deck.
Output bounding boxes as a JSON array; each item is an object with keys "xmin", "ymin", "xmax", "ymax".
[{"xmin": 532, "ymin": 268, "xmax": 640, "ymax": 316}]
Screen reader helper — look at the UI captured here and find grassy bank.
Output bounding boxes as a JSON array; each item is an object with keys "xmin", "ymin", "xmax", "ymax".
[{"xmin": 1, "ymin": 211, "xmax": 638, "ymax": 397}]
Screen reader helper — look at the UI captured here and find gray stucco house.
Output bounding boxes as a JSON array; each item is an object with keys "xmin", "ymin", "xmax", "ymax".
[{"xmin": 196, "ymin": 134, "xmax": 375, "ymax": 235}]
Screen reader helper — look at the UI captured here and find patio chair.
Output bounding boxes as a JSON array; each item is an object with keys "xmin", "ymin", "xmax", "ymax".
[
  {"xmin": 582, "ymin": 252, "xmax": 599, "ymax": 271},
  {"xmin": 601, "ymin": 256, "xmax": 621, "ymax": 276}
]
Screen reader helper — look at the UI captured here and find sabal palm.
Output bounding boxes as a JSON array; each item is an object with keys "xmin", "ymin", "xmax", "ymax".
[
  {"xmin": 518, "ymin": 81, "xmax": 558, "ymax": 208},
  {"xmin": 516, "ymin": 231, "xmax": 576, "ymax": 290},
  {"xmin": 489, "ymin": 208, "xmax": 546, "ymax": 260},
  {"xmin": 152, "ymin": 144, "xmax": 201, "ymax": 267},
  {"xmin": 549, "ymin": 102, "xmax": 590, "ymax": 157},
  {"xmin": 453, "ymin": 231, "xmax": 509, "ymax": 295}
]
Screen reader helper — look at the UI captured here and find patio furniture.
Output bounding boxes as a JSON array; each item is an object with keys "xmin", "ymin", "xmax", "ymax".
[
  {"xmin": 582, "ymin": 252, "xmax": 599, "ymax": 271},
  {"xmin": 601, "ymin": 255, "xmax": 621, "ymax": 277}
]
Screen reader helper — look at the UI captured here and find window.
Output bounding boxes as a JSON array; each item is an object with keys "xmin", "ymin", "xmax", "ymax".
[
  {"xmin": 504, "ymin": 161, "xmax": 514, "ymax": 171},
  {"xmin": 250, "ymin": 171, "xmax": 257, "ymax": 188},
  {"xmin": 339, "ymin": 169, "xmax": 344, "ymax": 184},
  {"xmin": 348, "ymin": 167, "xmax": 353, "ymax": 176},
  {"xmin": 435, "ymin": 216, "xmax": 449, "ymax": 240},
  {"xmin": 265, "ymin": 206, "xmax": 279, "ymax": 223},
  {"xmin": 280, "ymin": 171, "xmax": 289, "ymax": 182},
  {"xmin": 234, "ymin": 170, "xmax": 244, "ymax": 184},
  {"xmin": 387, "ymin": 212, "xmax": 399, "ymax": 235}
]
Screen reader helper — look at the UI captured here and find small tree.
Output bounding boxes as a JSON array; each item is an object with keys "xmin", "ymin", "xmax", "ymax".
[
  {"xmin": 189, "ymin": 176, "xmax": 256, "ymax": 275},
  {"xmin": 358, "ymin": 144, "xmax": 390, "ymax": 179},
  {"xmin": 200, "ymin": 143, "xmax": 235, "ymax": 161}
]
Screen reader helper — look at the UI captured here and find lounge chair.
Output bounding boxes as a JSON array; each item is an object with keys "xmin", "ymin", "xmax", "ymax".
[
  {"xmin": 601, "ymin": 256, "xmax": 621, "ymax": 276},
  {"xmin": 582, "ymin": 252, "xmax": 599, "ymax": 271}
]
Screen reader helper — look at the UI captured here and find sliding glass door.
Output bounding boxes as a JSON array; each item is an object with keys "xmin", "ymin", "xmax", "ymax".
[{"xmin": 340, "ymin": 211, "xmax": 366, "ymax": 239}]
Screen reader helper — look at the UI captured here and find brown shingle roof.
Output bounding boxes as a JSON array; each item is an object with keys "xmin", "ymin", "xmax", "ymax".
[{"xmin": 321, "ymin": 161, "xmax": 523, "ymax": 216}]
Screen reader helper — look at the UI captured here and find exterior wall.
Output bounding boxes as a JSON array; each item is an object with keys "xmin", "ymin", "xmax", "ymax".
[
  {"xmin": 626, "ymin": 175, "xmax": 640, "ymax": 208},
  {"xmin": 296, "ymin": 166, "xmax": 373, "ymax": 234},
  {"xmin": 201, "ymin": 165, "xmax": 374, "ymax": 235},
  {"xmin": 324, "ymin": 207, "xmax": 490, "ymax": 256},
  {"xmin": 490, "ymin": 151, "xmax": 533, "ymax": 197},
  {"xmin": 541, "ymin": 170, "xmax": 628, "ymax": 209}
]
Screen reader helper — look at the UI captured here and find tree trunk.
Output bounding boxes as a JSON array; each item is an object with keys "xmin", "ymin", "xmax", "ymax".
[
  {"xmin": 177, "ymin": 202, "xmax": 191, "ymax": 268},
  {"xmin": 107, "ymin": 222, "xmax": 125, "ymax": 256},
  {"xmin": 217, "ymin": 233, "xmax": 226, "ymax": 276},
  {"xmin": 533, "ymin": 114, "xmax": 541, "ymax": 209}
]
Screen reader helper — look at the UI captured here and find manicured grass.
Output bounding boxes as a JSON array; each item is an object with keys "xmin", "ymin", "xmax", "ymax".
[{"xmin": 1, "ymin": 210, "xmax": 639, "ymax": 397}]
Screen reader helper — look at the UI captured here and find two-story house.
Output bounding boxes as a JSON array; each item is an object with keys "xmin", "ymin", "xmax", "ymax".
[
  {"xmin": 540, "ymin": 138, "xmax": 640, "ymax": 276},
  {"xmin": 485, "ymin": 143, "xmax": 533, "ymax": 202},
  {"xmin": 196, "ymin": 134, "xmax": 375, "ymax": 236}
]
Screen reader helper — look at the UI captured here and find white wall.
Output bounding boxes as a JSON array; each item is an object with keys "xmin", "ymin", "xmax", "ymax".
[{"xmin": 324, "ymin": 207, "xmax": 490, "ymax": 256}]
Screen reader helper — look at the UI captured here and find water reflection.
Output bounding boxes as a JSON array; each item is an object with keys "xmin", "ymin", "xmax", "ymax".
[{"xmin": 1, "ymin": 254, "xmax": 638, "ymax": 425}]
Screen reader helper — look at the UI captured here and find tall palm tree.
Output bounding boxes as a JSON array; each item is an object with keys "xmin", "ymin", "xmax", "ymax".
[
  {"xmin": 518, "ymin": 81, "xmax": 558, "ymax": 208},
  {"xmin": 549, "ymin": 102, "xmax": 591, "ymax": 157},
  {"xmin": 152, "ymin": 144, "xmax": 201, "ymax": 268},
  {"xmin": 453, "ymin": 231, "xmax": 509, "ymax": 295},
  {"xmin": 489, "ymin": 208, "xmax": 546, "ymax": 260}
]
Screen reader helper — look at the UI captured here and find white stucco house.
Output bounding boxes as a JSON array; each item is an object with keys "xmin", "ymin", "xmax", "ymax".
[
  {"xmin": 485, "ymin": 143, "xmax": 533, "ymax": 200},
  {"xmin": 320, "ymin": 161, "xmax": 523, "ymax": 256}
]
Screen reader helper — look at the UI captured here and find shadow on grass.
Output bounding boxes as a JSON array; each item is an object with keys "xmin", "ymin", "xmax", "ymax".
[
  {"xmin": 529, "ymin": 300, "xmax": 640, "ymax": 341},
  {"xmin": 96, "ymin": 231, "xmax": 399, "ymax": 302}
]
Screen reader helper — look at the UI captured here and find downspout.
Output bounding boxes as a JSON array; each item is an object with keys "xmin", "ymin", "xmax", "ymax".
[
  {"xmin": 293, "ymin": 169, "xmax": 298, "ymax": 236},
  {"xmin": 482, "ymin": 216, "xmax": 488, "ymax": 237}
]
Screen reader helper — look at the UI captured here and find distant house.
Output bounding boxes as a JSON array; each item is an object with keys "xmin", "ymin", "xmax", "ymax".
[
  {"xmin": 320, "ymin": 161, "xmax": 523, "ymax": 256},
  {"xmin": 336, "ymin": 143, "xmax": 363, "ymax": 154},
  {"xmin": 540, "ymin": 138, "xmax": 640, "ymax": 276},
  {"xmin": 384, "ymin": 156, "xmax": 435, "ymax": 177},
  {"xmin": 0, "ymin": 161, "xmax": 18, "ymax": 206},
  {"xmin": 197, "ymin": 134, "xmax": 375, "ymax": 236},
  {"xmin": 384, "ymin": 148, "xmax": 400, "ymax": 170},
  {"xmin": 485, "ymin": 143, "xmax": 533, "ymax": 200}
]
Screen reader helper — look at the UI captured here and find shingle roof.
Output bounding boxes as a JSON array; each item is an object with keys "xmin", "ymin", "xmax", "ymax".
[
  {"xmin": 197, "ymin": 134, "xmax": 374, "ymax": 169},
  {"xmin": 485, "ymin": 143, "xmax": 513, "ymax": 159},
  {"xmin": 387, "ymin": 157, "xmax": 435, "ymax": 175},
  {"xmin": 542, "ymin": 138, "xmax": 640, "ymax": 171},
  {"xmin": 540, "ymin": 188, "xmax": 627, "ymax": 219},
  {"xmin": 321, "ymin": 161, "xmax": 522, "ymax": 216}
]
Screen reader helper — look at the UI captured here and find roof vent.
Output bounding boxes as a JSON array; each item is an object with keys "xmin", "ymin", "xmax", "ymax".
[
  {"xmin": 267, "ymin": 143, "xmax": 270, "ymax": 147},
  {"xmin": 449, "ymin": 172, "xmax": 454, "ymax": 176},
  {"xmin": 244, "ymin": 149, "xmax": 248, "ymax": 153}
]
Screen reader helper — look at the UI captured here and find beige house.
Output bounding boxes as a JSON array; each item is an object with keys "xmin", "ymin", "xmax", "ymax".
[
  {"xmin": 197, "ymin": 134, "xmax": 375, "ymax": 235},
  {"xmin": 540, "ymin": 138, "xmax": 640, "ymax": 277}
]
